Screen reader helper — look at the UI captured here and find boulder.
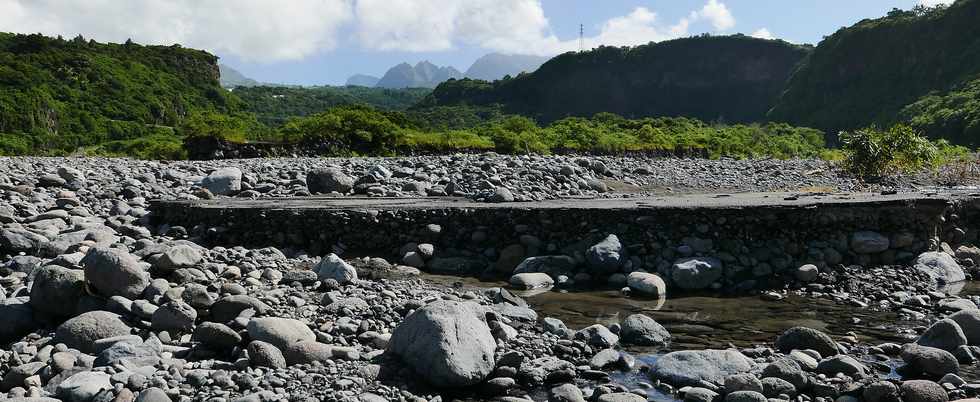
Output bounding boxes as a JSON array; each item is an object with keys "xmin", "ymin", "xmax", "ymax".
[
  {"xmin": 725, "ymin": 391, "xmax": 767, "ymax": 402},
  {"xmin": 201, "ymin": 167, "xmax": 242, "ymax": 195},
  {"xmin": 550, "ymin": 383, "xmax": 586, "ymax": 402},
  {"xmin": 0, "ymin": 300, "xmax": 37, "ymax": 343},
  {"xmin": 192, "ymin": 322, "xmax": 242, "ymax": 351},
  {"xmin": 761, "ymin": 358, "xmax": 807, "ymax": 390},
  {"xmin": 586, "ymin": 234, "xmax": 626, "ymax": 274},
  {"xmin": 915, "ymin": 252, "xmax": 966, "ymax": 286},
  {"xmin": 246, "ymin": 317, "xmax": 315, "ymax": 351},
  {"xmin": 29, "ymin": 265, "xmax": 85, "ymax": 317},
  {"xmin": 851, "ymin": 231, "xmax": 890, "ymax": 254},
  {"xmin": 307, "ymin": 167, "xmax": 353, "ymax": 194},
  {"xmin": 247, "ymin": 341, "xmax": 286, "ymax": 369},
  {"xmin": 55, "ymin": 311, "xmax": 132, "ymax": 353},
  {"xmin": 620, "ymin": 314, "xmax": 670, "ymax": 346},
  {"xmin": 650, "ymin": 349, "xmax": 754, "ymax": 387},
  {"xmin": 513, "ymin": 255, "xmax": 577, "ymax": 276},
  {"xmin": 725, "ymin": 373, "xmax": 763, "ymax": 393},
  {"xmin": 774, "ymin": 326, "xmax": 838, "ymax": 357},
  {"xmin": 210, "ymin": 295, "xmax": 270, "ymax": 323},
  {"xmin": 902, "ymin": 343, "xmax": 959, "ymax": 377},
  {"xmin": 863, "ymin": 381, "xmax": 901, "ymax": 402},
  {"xmin": 57, "ymin": 371, "xmax": 111, "ymax": 402},
  {"xmin": 575, "ymin": 324, "xmax": 619, "ymax": 348},
  {"xmin": 815, "ymin": 355, "xmax": 867, "ymax": 377},
  {"xmin": 949, "ymin": 309, "xmax": 980, "ymax": 345},
  {"xmin": 284, "ymin": 341, "xmax": 334, "ymax": 365},
  {"xmin": 509, "ymin": 272, "xmax": 554, "ymax": 289},
  {"xmin": 794, "ymin": 264, "xmax": 820, "ymax": 282},
  {"xmin": 488, "ymin": 187, "xmax": 514, "ymax": 203},
  {"xmin": 154, "ymin": 245, "xmax": 203, "ymax": 271},
  {"xmin": 671, "ymin": 257, "xmax": 723, "ymax": 290},
  {"xmin": 916, "ymin": 318, "xmax": 967, "ymax": 352},
  {"xmin": 82, "ymin": 247, "xmax": 149, "ymax": 299},
  {"xmin": 388, "ymin": 300, "xmax": 496, "ymax": 388},
  {"xmin": 900, "ymin": 380, "xmax": 948, "ymax": 402},
  {"xmin": 626, "ymin": 272, "xmax": 667, "ymax": 297},
  {"xmin": 151, "ymin": 300, "xmax": 198, "ymax": 333},
  {"xmin": 314, "ymin": 254, "xmax": 358, "ymax": 285}
]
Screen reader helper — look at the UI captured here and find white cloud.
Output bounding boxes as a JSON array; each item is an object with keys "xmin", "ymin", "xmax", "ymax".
[
  {"xmin": 0, "ymin": 0, "xmax": 738, "ymax": 60},
  {"xmin": 691, "ymin": 0, "xmax": 736, "ymax": 31},
  {"xmin": 917, "ymin": 0, "xmax": 954, "ymax": 6},
  {"xmin": 354, "ymin": 0, "xmax": 736, "ymax": 56},
  {"xmin": 0, "ymin": 0, "xmax": 353, "ymax": 62},
  {"xmin": 750, "ymin": 28, "xmax": 775, "ymax": 40}
]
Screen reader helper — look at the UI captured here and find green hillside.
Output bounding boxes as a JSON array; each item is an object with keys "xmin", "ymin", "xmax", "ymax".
[
  {"xmin": 769, "ymin": 0, "xmax": 980, "ymax": 145},
  {"xmin": 420, "ymin": 35, "xmax": 811, "ymax": 124},
  {"xmin": 0, "ymin": 32, "xmax": 240, "ymax": 155},
  {"xmin": 233, "ymin": 85, "xmax": 430, "ymax": 127}
]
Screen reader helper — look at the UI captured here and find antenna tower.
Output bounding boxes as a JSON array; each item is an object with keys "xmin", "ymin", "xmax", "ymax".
[{"xmin": 579, "ymin": 24, "xmax": 584, "ymax": 52}]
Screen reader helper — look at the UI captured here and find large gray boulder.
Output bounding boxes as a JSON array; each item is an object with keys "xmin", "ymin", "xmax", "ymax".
[
  {"xmin": 509, "ymin": 272, "xmax": 554, "ymax": 289},
  {"xmin": 620, "ymin": 314, "xmax": 670, "ymax": 346},
  {"xmin": 586, "ymin": 234, "xmax": 626, "ymax": 274},
  {"xmin": 948, "ymin": 309, "xmax": 980, "ymax": 345},
  {"xmin": 513, "ymin": 255, "xmax": 577, "ymax": 276},
  {"xmin": 388, "ymin": 300, "xmax": 496, "ymax": 388},
  {"xmin": 915, "ymin": 252, "xmax": 966, "ymax": 286},
  {"xmin": 626, "ymin": 272, "xmax": 666, "ymax": 297},
  {"xmin": 29, "ymin": 265, "xmax": 85, "ymax": 317},
  {"xmin": 201, "ymin": 167, "xmax": 242, "ymax": 195},
  {"xmin": 774, "ymin": 326, "xmax": 838, "ymax": 357},
  {"xmin": 916, "ymin": 318, "xmax": 967, "ymax": 352},
  {"xmin": 307, "ymin": 167, "xmax": 353, "ymax": 194},
  {"xmin": 57, "ymin": 371, "xmax": 111, "ymax": 402},
  {"xmin": 671, "ymin": 257, "xmax": 723, "ymax": 290},
  {"xmin": 246, "ymin": 317, "xmax": 315, "ymax": 350},
  {"xmin": 82, "ymin": 247, "xmax": 149, "ymax": 299},
  {"xmin": 650, "ymin": 349, "xmax": 754, "ymax": 387},
  {"xmin": 313, "ymin": 253, "xmax": 358, "ymax": 284},
  {"xmin": 151, "ymin": 300, "xmax": 198, "ymax": 333},
  {"xmin": 154, "ymin": 245, "xmax": 203, "ymax": 271},
  {"xmin": 902, "ymin": 343, "xmax": 959, "ymax": 377},
  {"xmin": 55, "ymin": 311, "xmax": 132, "ymax": 354},
  {"xmin": 900, "ymin": 380, "xmax": 948, "ymax": 402}
]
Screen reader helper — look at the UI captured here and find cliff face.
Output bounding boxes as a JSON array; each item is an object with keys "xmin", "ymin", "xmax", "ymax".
[
  {"xmin": 0, "ymin": 32, "xmax": 237, "ymax": 154},
  {"xmin": 769, "ymin": 0, "xmax": 980, "ymax": 144},
  {"xmin": 463, "ymin": 53, "xmax": 549, "ymax": 81},
  {"xmin": 423, "ymin": 35, "xmax": 811, "ymax": 124}
]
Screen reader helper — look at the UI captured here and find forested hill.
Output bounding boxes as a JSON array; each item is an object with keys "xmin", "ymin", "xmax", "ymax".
[
  {"xmin": 233, "ymin": 86, "xmax": 430, "ymax": 127},
  {"xmin": 769, "ymin": 0, "xmax": 980, "ymax": 145},
  {"xmin": 0, "ymin": 32, "xmax": 239, "ymax": 154},
  {"xmin": 419, "ymin": 35, "xmax": 811, "ymax": 124}
]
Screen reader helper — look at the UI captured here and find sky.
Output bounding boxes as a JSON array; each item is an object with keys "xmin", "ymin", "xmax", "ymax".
[{"xmin": 0, "ymin": 0, "xmax": 956, "ymax": 86}]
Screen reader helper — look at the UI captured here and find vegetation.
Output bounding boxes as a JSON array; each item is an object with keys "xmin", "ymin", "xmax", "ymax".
[
  {"xmin": 233, "ymin": 85, "xmax": 430, "ymax": 127},
  {"xmin": 0, "ymin": 32, "xmax": 241, "ymax": 156},
  {"xmin": 420, "ymin": 35, "xmax": 811, "ymax": 123},
  {"xmin": 770, "ymin": 0, "xmax": 980, "ymax": 146},
  {"xmin": 248, "ymin": 104, "xmax": 828, "ymax": 158},
  {"xmin": 839, "ymin": 124, "xmax": 971, "ymax": 178}
]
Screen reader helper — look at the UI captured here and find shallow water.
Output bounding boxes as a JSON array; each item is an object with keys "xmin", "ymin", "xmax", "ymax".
[{"xmin": 424, "ymin": 273, "xmax": 980, "ymax": 400}]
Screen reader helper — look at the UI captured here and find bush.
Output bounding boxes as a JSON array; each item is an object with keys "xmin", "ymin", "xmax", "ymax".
[{"xmin": 839, "ymin": 124, "xmax": 944, "ymax": 177}]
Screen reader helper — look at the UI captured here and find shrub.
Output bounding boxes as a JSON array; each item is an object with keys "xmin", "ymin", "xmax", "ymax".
[{"xmin": 839, "ymin": 124, "xmax": 940, "ymax": 178}]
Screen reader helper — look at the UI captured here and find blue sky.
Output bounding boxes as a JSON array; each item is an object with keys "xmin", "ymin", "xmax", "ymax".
[{"xmin": 0, "ymin": 0, "xmax": 950, "ymax": 85}]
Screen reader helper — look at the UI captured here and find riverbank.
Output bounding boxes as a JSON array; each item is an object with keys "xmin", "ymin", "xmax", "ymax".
[{"xmin": 2, "ymin": 155, "xmax": 980, "ymax": 402}]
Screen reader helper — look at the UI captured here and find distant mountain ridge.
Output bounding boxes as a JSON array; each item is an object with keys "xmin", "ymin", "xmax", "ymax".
[
  {"xmin": 464, "ymin": 53, "xmax": 549, "ymax": 81},
  {"xmin": 375, "ymin": 61, "xmax": 464, "ymax": 89},
  {"xmin": 219, "ymin": 64, "xmax": 261, "ymax": 88}
]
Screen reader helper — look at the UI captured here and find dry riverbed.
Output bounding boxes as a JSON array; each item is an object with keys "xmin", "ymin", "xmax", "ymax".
[{"xmin": 2, "ymin": 155, "xmax": 980, "ymax": 402}]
